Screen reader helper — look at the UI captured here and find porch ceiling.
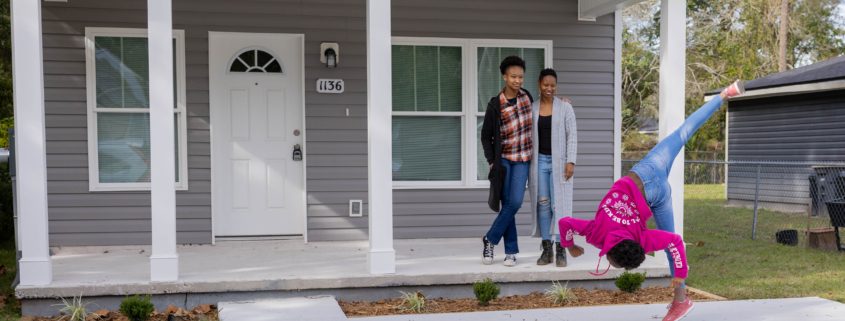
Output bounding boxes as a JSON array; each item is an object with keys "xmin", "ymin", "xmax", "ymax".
[{"xmin": 578, "ymin": 0, "xmax": 649, "ymax": 21}]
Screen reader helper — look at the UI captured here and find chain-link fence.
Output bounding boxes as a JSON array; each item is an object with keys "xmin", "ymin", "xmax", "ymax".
[{"xmin": 622, "ymin": 157, "xmax": 845, "ymax": 251}]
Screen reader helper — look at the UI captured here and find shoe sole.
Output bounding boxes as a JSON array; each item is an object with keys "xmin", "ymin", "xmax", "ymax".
[
  {"xmin": 503, "ymin": 262, "xmax": 516, "ymax": 267},
  {"xmin": 482, "ymin": 258, "xmax": 493, "ymax": 265}
]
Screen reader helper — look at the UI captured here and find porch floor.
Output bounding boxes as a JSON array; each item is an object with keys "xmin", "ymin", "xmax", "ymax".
[{"xmin": 16, "ymin": 236, "xmax": 670, "ymax": 298}]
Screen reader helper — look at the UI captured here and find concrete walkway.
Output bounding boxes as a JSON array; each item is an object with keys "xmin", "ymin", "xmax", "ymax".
[
  {"xmin": 218, "ymin": 296, "xmax": 347, "ymax": 321},
  {"xmin": 355, "ymin": 297, "xmax": 845, "ymax": 321}
]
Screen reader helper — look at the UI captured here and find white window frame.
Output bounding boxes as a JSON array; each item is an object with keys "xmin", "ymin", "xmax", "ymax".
[
  {"xmin": 85, "ymin": 27, "xmax": 188, "ymax": 192},
  {"xmin": 391, "ymin": 37, "xmax": 553, "ymax": 189}
]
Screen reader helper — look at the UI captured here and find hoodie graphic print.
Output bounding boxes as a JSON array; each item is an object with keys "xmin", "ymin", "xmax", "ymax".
[{"xmin": 558, "ymin": 176, "xmax": 688, "ymax": 278}]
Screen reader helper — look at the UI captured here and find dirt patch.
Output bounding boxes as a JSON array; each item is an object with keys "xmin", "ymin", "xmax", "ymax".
[
  {"xmin": 25, "ymin": 305, "xmax": 219, "ymax": 321},
  {"xmin": 340, "ymin": 287, "xmax": 714, "ymax": 317}
]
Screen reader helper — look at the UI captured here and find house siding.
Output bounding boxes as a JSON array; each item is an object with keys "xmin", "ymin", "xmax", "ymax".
[
  {"xmin": 726, "ymin": 90, "xmax": 845, "ymax": 208},
  {"xmin": 41, "ymin": 0, "xmax": 617, "ymax": 245}
]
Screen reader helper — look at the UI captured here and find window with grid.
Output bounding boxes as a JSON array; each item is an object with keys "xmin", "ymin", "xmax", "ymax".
[
  {"xmin": 391, "ymin": 38, "xmax": 550, "ymax": 187},
  {"xmin": 86, "ymin": 28, "xmax": 188, "ymax": 191}
]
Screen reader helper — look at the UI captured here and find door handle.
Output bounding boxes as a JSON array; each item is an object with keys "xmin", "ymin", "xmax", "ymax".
[{"xmin": 292, "ymin": 144, "xmax": 303, "ymax": 161}]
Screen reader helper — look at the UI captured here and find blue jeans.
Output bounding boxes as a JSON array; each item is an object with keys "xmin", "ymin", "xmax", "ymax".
[
  {"xmin": 630, "ymin": 95, "xmax": 724, "ymax": 280},
  {"xmin": 536, "ymin": 154, "xmax": 560, "ymax": 242},
  {"xmin": 486, "ymin": 158, "xmax": 529, "ymax": 255}
]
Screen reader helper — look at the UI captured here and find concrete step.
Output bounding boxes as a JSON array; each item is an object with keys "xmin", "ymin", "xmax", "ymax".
[{"xmin": 218, "ymin": 296, "xmax": 346, "ymax": 321}]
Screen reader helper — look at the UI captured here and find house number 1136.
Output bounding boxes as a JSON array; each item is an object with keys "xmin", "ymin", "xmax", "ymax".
[{"xmin": 316, "ymin": 79, "xmax": 344, "ymax": 94}]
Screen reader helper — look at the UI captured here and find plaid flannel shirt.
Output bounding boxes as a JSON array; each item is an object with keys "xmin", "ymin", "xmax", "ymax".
[{"xmin": 499, "ymin": 89, "xmax": 533, "ymax": 162}]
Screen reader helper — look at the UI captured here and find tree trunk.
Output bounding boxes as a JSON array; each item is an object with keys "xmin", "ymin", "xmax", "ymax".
[{"xmin": 778, "ymin": 0, "xmax": 789, "ymax": 71}]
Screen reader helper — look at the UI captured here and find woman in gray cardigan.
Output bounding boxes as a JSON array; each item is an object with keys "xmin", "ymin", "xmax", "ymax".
[{"xmin": 528, "ymin": 69, "xmax": 577, "ymax": 267}]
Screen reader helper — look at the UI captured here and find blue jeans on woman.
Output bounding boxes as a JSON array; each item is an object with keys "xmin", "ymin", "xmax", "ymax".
[
  {"xmin": 536, "ymin": 154, "xmax": 560, "ymax": 242},
  {"xmin": 486, "ymin": 158, "xmax": 529, "ymax": 255},
  {"xmin": 630, "ymin": 95, "xmax": 724, "ymax": 281}
]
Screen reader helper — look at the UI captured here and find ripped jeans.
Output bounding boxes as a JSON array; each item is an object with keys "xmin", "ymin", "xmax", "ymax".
[
  {"xmin": 536, "ymin": 154, "xmax": 560, "ymax": 242},
  {"xmin": 630, "ymin": 94, "xmax": 724, "ymax": 282}
]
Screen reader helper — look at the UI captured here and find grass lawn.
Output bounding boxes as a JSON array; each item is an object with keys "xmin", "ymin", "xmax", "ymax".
[
  {"xmin": 684, "ymin": 184, "xmax": 845, "ymax": 302},
  {"xmin": 0, "ymin": 240, "xmax": 19, "ymax": 321}
]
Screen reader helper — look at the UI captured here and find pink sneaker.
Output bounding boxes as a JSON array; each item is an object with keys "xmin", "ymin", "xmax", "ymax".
[
  {"xmin": 662, "ymin": 298, "xmax": 694, "ymax": 321},
  {"xmin": 720, "ymin": 80, "xmax": 745, "ymax": 99}
]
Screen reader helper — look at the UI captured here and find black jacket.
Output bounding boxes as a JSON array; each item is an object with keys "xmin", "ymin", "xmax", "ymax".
[{"xmin": 480, "ymin": 89, "xmax": 533, "ymax": 212}]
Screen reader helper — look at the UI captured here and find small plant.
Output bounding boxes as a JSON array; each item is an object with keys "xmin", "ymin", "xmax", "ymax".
[
  {"xmin": 54, "ymin": 295, "xmax": 92, "ymax": 321},
  {"xmin": 396, "ymin": 291, "xmax": 426, "ymax": 313},
  {"xmin": 544, "ymin": 281, "xmax": 577, "ymax": 305},
  {"xmin": 472, "ymin": 278, "xmax": 500, "ymax": 306},
  {"xmin": 615, "ymin": 271, "xmax": 647, "ymax": 293},
  {"xmin": 119, "ymin": 295, "xmax": 155, "ymax": 321}
]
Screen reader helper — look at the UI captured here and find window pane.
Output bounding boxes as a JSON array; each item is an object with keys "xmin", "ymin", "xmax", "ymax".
[
  {"xmin": 414, "ymin": 46, "xmax": 439, "ymax": 112},
  {"xmin": 95, "ymin": 37, "xmax": 151, "ymax": 108},
  {"xmin": 476, "ymin": 47, "xmax": 545, "ymax": 112},
  {"xmin": 95, "ymin": 37, "xmax": 124, "ymax": 108},
  {"xmin": 98, "ymin": 113, "xmax": 151, "ymax": 183},
  {"xmin": 97, "ymin": 112, "xmax": 181, "ymax": 184},
  {"xmin": 439, "ymin": 47, "xmax": 462, "ymax": 112},
  {"xmin": 121, "ymin": 37, "xmax": 150, "ymax": 108},
  {"xmin": 392, "ymin": 117, "xmax": 461, "ymax": 181},
  {"xmin": 392, "ymin": 45, "xmax": 462, "ymax": 112},
  {"xmin": 391, "ymin": 45, "xmax": 415, "ymax": 112},
  {"xmin": 477, "ymin": 117, "xmax": 486, "ymax": 180},
  {"xmin": 95, "ymin": 36, "xmax": 179, "ymax": 109}
]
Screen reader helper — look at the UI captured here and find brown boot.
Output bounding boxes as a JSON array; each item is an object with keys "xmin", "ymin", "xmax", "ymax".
[
  {"xmin": 536, "ymin": 240, "xmax": 553, "ymax": 265},
  {"xmin": 555, "ymin": 242, "xmax": 567, "ymax": 267}
]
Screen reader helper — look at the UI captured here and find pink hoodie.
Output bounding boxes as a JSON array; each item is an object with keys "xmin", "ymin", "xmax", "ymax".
[{"xmin": 558, "ymin": 176, "xmax": 688, "ymax": 279}]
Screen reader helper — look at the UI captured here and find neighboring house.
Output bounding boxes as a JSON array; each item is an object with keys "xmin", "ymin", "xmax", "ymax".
[
  {"xmin": 705, "ymin": 55, "xmax": 845, "ymax": 213},
  {"xmin": 12, "ymin": 0, "xmax": 690, "ymax": 287}
]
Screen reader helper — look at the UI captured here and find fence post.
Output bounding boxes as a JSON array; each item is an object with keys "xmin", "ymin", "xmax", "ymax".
[{"xmin": 752, "ymin": 164, "xmax": 761, "ymax": 240}]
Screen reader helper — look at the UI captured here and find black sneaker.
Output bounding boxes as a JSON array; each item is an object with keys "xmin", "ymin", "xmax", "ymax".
[{"xmin": 482, "ymin": 236, "xmax": 494, "ymax": 265}]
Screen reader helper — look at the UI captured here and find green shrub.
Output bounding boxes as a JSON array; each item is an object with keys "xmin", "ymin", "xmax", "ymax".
[
  {"xmin": 396, "ymin": 291, "xmax": 426, "ymax": 313},
  {"xmin": 472, "ymin": 278, "xmax": 500, "ymax": 306},
  {"xmin": 544, "ymin": 281, "xmax": 577, "ymax": 305},
  {"xmin": 615, "ymin": 271, "xmax": 647, "ymax": 293},
  {"xmin": 119, "ymin": 295, "xmax": 155, "ymax": 321}
]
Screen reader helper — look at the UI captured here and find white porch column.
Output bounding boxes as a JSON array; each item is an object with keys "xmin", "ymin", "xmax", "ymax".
[
  {"xmin": 659, "ymin": 0, "xmax": 686, "ymax": 235},
  {"xmin": 366, "ymin": 0, "xmax": 396, "ymax": 274},
  {"xmin": 148, "ymin": 0, "xmax": 178, "ymax": 281},
  {"xmin": 11, "ymin": 0, "xmax": 52, "ymax": 286}
]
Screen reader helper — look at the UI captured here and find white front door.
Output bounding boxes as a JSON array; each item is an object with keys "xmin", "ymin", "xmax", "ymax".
[{"xmin": 209, "ymin": 32, "xmax": 305, "ymax": 236}]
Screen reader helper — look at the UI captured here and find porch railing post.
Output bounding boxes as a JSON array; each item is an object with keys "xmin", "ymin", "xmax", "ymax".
[
  {"xmin": 366, "ymin": 0, "xmax": 396, "ymax": 274},
  {"xmin": 11, "ymin": 0, "xmax": 53, "ymax": 286},
  {"xmin": 659, "ymin": 0, "xmax": 687, "ymax": 235},
  {"xmin": 148, "ymin": 0, "xmax": 179, "ymax": 282}
]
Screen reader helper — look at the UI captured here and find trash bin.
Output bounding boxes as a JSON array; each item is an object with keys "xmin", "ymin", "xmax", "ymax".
[
  {"xmin": 824, "ymin": 201, "xmax": 845, "ymax": 252},
  {"xmin": 810, "ymin": 166, "xmax": 845, "ymax": 217}
]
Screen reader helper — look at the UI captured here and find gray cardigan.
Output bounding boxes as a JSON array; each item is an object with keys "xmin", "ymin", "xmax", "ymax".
[{"xmin": 528, "ymin": 97, "xmax": 578, "ymax": 238}]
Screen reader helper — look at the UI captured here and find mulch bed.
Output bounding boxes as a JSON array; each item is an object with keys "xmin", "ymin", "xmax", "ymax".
[
  {"xmin": 23, "ymin": 304, "xmax": 219, "ymax": 321},
  {"xmin": 340, "ymin": 287, "xmax": 713, "ymax": 317}
]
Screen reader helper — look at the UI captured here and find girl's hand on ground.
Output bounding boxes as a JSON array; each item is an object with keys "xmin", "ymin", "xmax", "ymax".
[
  {"xmin": 671, "ymin": 277, "xmax": 685, "ymax": 288},
  {"xmin": 568, "ymin": 244, "xmax": 584, "ymax": 257}
]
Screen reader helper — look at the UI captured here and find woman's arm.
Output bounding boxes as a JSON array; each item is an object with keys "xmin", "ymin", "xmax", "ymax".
[
  {"xmin": 562, "ymin": 99, "xmax": 577, "ymax": 180},
  {"xmin": 480, "ymin": 102, "xmax": 497, "ymax": 166}
]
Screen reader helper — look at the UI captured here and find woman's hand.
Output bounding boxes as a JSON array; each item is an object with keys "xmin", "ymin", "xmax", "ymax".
[
  {"xmin": 568, "ymin": 244, "xmax": 584, "ymax": 257},
  {"xmin": 564, "ymin": 163, "xmax": 575, "ymax": 180},
  {"xmin": 671, "ymin": 277, "xmax": 685, "ymax": 288}
]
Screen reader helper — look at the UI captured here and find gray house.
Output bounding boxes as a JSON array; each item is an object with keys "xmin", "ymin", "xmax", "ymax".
[
  {"xmin": 13, "ymin": 0, "xmax": 693, "ymax": 293},
  {"xmin": 706, "ymin": 56, "xmax": 845, "ymax": 213}
]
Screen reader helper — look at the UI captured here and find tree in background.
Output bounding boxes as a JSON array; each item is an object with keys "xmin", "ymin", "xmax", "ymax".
[
  {"xmin": 1, "ymin": 0, "xmax": 11, "ymax": 148},
  {"xmin": 622, "ymin": 0, "xmax": 845, "ymax": 160}
]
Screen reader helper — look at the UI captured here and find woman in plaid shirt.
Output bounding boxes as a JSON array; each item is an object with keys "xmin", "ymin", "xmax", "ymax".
[{"xmin": 480, "ymin": 56, "xmax": 535, "ymax": 267}]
